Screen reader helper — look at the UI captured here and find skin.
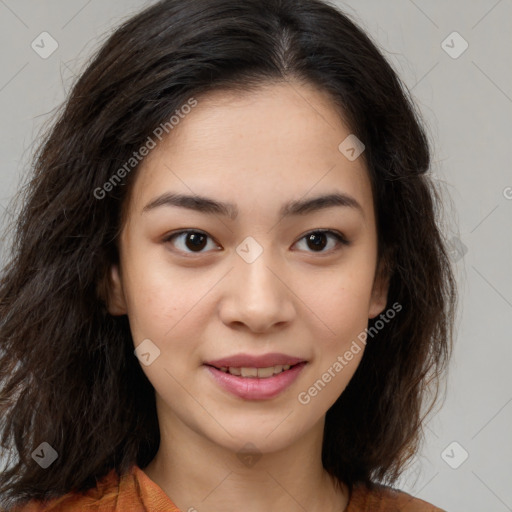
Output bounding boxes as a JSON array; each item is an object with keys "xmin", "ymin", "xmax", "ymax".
[{"xmin": 107, "ymin": 80, "xmax": 389, "ymax": 512}]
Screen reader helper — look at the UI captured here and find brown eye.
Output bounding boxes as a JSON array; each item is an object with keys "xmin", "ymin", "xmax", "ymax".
[
  {"xmin": 164, "ymin": 230, "xmax": 219, "ymax": 254},
  {"xmin": 295, "ymin": 230, "xmax": 349, "ymax": 253}
]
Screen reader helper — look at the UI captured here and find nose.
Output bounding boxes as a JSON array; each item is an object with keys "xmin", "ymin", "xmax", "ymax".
[{"xmin": 218, "ymin": 249, "xmax": 296, "ymax": 334}]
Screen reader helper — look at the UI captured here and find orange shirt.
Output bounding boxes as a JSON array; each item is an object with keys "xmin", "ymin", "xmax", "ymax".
[{"xmin": 11, "ymin": 465, "xmax": 446, "ymax": 511}]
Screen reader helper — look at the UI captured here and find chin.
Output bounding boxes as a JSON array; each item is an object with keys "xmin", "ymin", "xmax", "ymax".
[{"xmin": 199, "ymin": 413, "xmax": 315, "ymax": 455}]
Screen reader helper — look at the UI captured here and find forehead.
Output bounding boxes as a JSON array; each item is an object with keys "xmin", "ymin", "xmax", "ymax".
[{"xmin": 126, "ymin": 81, "xmax": 374, "ymax": 223}]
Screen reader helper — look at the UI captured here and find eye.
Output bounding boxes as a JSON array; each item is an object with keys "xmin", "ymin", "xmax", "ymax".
[
  {"xmin": 163, "ymin": 229, "xmax": 349, "ymax": 255},
  {"xmin": 294, "ymin": 229, "xmax": 350, "ymax": 253},
  {"xmin": 163, "ymin": 230, "xmax": 220, "ymax": 254}
]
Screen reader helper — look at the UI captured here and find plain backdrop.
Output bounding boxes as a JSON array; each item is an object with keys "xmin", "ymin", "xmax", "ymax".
[{"xmin": 1, "ymin": 1, "xmax": 511, "ymax": 511}]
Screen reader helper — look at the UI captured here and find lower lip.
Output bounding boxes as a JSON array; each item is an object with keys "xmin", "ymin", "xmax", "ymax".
[{"xmin": 205, "ymin": 362, "xmax": 307, "ymax": 400}]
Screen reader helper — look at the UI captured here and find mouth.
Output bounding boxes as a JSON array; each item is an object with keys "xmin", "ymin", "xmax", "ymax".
[{"xmin": 203, "ymin": 353, "xmax": 308, "ymax": 399}]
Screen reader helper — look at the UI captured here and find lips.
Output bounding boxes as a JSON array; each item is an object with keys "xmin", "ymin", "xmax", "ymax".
[
  {"xmin": 205, "ymin": 361, "xmax": 307, "ymax": 400},
  {"xmin": 203, "ymin": 352, "xmax": 309, "ymax": 400}
]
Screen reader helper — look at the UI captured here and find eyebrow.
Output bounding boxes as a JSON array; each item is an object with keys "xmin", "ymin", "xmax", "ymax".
[{"xmin": 142, "ymin": 191, "xmax": 364, "ymax": 220}]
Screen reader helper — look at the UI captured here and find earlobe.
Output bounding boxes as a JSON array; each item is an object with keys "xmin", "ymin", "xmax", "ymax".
[
  {"xmin": 104, "ymin": 264, "xmax": 128, "ymax": 316},
  {"xmin": 368, "ymin": 258, "xmax": 391, "ymax": 319}
]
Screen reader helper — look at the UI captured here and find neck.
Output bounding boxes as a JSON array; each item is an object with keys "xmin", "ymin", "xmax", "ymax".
[{"xmin": 143, "ymin": 405, "xmax": 349, "ymax": 512}]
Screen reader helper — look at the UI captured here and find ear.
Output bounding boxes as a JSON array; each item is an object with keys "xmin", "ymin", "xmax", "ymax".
[
  {"xmin": 368, "ymin": 255, "xmax": 391, "ymax": 319},
  {"xmin": 99, "ymin": 263, "xmax": 128, "ymax": 316}
]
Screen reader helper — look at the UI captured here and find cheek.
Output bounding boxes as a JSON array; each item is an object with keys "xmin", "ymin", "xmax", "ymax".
[
  {"xmin": 299, "ymin": 285, "xmax": 368, "ymax": 411},
  {"xmin": 298, "ymin": 262, "xmax": 376, "ymax": 336},
  {"xmin": 120, "ymin": 249, "xmax": 199, "ymax": 342},
  {"xmin": 123, "ymin": 283, "xmax": 176, "ymax": 343},
  {"xmin": 124, "ymin": 270, "xmax": 203, "ymax": 402},
  {"xmin": 297, "ymin": 261, "xmax": 374, "ymax": 402},
  {"xmin": 297, "ymin": 348, "xmax": 364, "ymax": 417},
  {"xmin": 121, "ymin": 254, "xmax": 214, "ymax": 397}
]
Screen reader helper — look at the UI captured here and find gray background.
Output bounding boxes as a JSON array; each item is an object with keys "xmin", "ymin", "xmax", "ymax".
[{"xmin": 1, "ymin": 1, "xmax": 511, "ymax": 511}]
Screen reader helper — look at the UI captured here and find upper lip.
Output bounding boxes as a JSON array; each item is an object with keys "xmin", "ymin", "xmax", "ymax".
[{"xmin": 204, "ymin": 353, "xmax": 307, "ymax": 369}]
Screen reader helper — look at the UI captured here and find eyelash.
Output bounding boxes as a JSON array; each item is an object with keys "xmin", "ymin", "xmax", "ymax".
[{"xmin": 162, "ymin": 229, "xmax": 350, "ymax": 256}]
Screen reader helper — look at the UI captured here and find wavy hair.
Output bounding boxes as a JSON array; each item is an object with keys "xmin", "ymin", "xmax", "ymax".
[{"xmin": 0, "ymin": 0, "xmax": 458, "ymax": 507}]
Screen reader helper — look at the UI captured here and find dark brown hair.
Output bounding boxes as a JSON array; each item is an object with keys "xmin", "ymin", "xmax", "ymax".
[{"xmin": 0, "ymin": 0, "xmax": 457, "ymax": 508}]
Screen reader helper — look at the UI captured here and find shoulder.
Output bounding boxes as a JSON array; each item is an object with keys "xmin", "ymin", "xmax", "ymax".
[
  {"xmin": 347, "ymin": 482, "xmax": 447, "ymax": 512},
  {"xmin": 8, "ymin": 467, "xmax": 122, "ymax": 511},
  {"xmin": 8, "ymin": 465, "xmax": 179, "ymax": 512}
]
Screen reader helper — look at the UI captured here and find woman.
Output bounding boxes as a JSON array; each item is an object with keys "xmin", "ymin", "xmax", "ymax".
[{"xmin": 0, "ymin": 0, "xmax": 457, "ymax": 510}]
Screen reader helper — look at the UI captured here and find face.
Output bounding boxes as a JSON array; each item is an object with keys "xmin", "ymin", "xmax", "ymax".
[{"xmin": 107, "ymin": 81, "xmax": 389, "ymax": 454}]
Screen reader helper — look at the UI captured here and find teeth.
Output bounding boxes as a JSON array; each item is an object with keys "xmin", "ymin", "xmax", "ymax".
[
  {"xmin": 240, "ymin": 367, "xmax": 258, "ymax": 377},
  {"xmin": 257, "ymin": 366, "xmax": 275, "ymax": 378},
  {"xmin": 216, "ymin": 364, "xmax": 296, "ymax": 378}
]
